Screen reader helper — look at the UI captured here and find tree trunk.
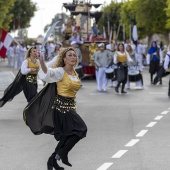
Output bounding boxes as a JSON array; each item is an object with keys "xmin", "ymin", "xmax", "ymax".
[
  {"xmin": 146, "ymin": 34, "xmax": 153, "ymax": 53},
  {"xmin": 163, "ymin": 32, "xmax": 170, "ymax": 46}
]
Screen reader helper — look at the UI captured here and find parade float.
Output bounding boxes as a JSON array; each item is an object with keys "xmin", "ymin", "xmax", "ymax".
[{"xmin": 62, "ymin": 0, "xmax": 108, "ymax": 77}]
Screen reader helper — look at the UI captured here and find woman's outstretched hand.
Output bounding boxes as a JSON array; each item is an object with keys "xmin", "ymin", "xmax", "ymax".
[{"xmin": 37, "ymin": 51, "xmax": 43, "ymax": 61}]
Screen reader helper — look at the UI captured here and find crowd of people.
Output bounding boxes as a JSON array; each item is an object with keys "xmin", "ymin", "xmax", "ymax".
[
  {"xmin": 92, "ymin": 40, "xmax": 170, "ymax": 96},
  {"xmin": 1, "ymin": 30, "xmax": 170, "ymax": 170}
]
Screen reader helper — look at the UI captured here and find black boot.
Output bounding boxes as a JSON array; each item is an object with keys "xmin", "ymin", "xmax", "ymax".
[
  {"xmin": 151, "ymin": 74, "xmax": 153, "ymax": 84},
  {"xmin": 47, "ymin": 153, "xmax": 64, "ymax": 170},
  {"xmin": 153, "ymin": 76, "xmax": 158, "ymax": 85},
  {"xmin": 56, "ymin": 135, "xmax": 80, "ymax": 167},
  {"xmin": 159, "ymin": 78, "xmax": 162, "ymax": 85},
  {"xmin": 121, "ymin": 83, "xmax": 127, "ymax": 94}
]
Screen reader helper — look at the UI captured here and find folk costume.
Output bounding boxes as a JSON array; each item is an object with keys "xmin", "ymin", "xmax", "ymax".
[
  {"xmin": 146, "ymin": 41, "xmax": 163, "ymax": 84},
  {"xmin": 114, "ymin": 49, "xmax": 133, "ymax": 94},
  {"xmin": 0, "ymin": 46, "xmax": 39, "ymax": 107},
  {"xmin": 23, "ymin": 47, "xmax": 87, "ymax": 170}
]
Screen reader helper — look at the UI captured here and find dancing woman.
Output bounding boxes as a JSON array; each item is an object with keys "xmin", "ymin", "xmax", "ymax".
[
  {"xmin": 23, "ymin": 47, "xmax": 87, "ymax": 170},
  {"xmin": 114, "ymin": 43, "xmax": 133, "ymax": 94},
  {"xmin": 0, "ymin": 46, "xmax": 40, "ymax": 107}
]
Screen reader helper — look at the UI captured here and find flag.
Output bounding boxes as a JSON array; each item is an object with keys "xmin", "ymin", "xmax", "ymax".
[
  {"xmin": 132, "ymin": 18, "xmax": 138, "ymax": 46},
  {"xmin": 0, "ymin": 29, "xmax": 13, "ymax": 58}
]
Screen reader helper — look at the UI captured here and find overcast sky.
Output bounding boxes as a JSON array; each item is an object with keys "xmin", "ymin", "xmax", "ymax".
[{"xmin": 27, "ymin": 0, "xmax": 114, "ymax": 38}]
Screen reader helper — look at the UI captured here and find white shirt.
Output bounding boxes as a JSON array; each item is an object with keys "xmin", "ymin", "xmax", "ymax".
[
  {"xmin": 21, "ymin": 59, "xmax": 40, "ymax": 75},
  {"xmin": 46, "ymin": 55, "xmax": 58, "ymax": 68},
  {"xmin": 136, "ymin": 44, "xmax": 145, "ymax": 55},
  {"xmin": 19, "ymin": 46, "xmax": 27, "ymax": 58},
  {"xmin": 146, "ymin": 49, "xmax": 163, "ymax": 64},
  {"xmin": 38, "ymin": 67, "xmax": 79, "ymax": 83},
  {"xmin": 163, "ymin": 51, "xmax": 170, "ymax": 70}
]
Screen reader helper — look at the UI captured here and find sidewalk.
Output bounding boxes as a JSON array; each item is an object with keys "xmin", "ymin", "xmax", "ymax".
[{"xmin": 0, "ymin": 59, "xmax": 18, "ymax": 75}]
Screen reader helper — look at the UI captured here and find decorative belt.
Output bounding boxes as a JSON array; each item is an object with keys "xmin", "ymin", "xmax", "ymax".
[
  {"xmin": 118, "ymin": 62, "xmax": 127, "ymax": 67},
  {"xmin": 26, "ymin": 74, "xmax": 37, "ymax": 84},
  {"xmin": 52, "ymin": 95, "xmax": 76, "ymax": 113}
]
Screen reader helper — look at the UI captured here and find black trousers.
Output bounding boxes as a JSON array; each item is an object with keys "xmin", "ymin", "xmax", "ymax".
[
  {"xmin": 116, "ymin": 66, "xmax": 128, "ymax": 91},
  {"xmin": 54, "ymin": 134, "xmax": 80, "ymax": 157}
]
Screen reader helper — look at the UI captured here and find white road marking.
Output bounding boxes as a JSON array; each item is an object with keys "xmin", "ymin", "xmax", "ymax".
[
  {"xmin": 154, "ymin": 116, "xmax": 163, "ymax": 120},
  {"xmin": 136, "ymin": 130, "xmax": 148, "ymax": 137},
  {"xmin": 125, "ymin": 139, "xmax": 140, "ymax": 147},
  {"xmin": 112, "ymin": 150, "xmax": 128, "ymax": 158},
  {"xmin": 10, "ymin": 71, "xmax": 15, "ymax": 78},
  {"xmin": 2, "ymin": 110, "xmax": 12, "ymax": 112},
  {"xmin": 161, "ymin": 111, "xmax": 169, "ymax": 115},
  {"xmin": 89, "ymin": 93, "xmax": 103, "ymax": 95},
  {"xmin": 96, "ymin": 108, "xmax": 170, "ymax": 169},
  {"xmin": 96, "ymin": 163, "xmax": 113, "ymax": 170},
  {"xmin": 146, "ymin": 122, "xmax": 157, "ymax": 127}
]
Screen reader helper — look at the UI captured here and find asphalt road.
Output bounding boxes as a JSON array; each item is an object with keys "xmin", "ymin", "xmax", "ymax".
[{"xmin": 0, "ymin": 61, "xmax": 170, "ymax": 170}]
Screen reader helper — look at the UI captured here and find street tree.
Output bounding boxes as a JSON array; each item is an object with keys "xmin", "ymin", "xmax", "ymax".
[
  {"xmin": 98, "ymin": 1, "xmax": 123, "ymax": 42},
  {"xmin": 9, "ymin": 0, "xmax": 37, "ymax": 31},
  {"xmin": 0, "ymin": 0, "xmax": 15, "ymax": 30},
  {"xmin": 132, "ymin": 0, "xmax": 169, "ymax": 45}
]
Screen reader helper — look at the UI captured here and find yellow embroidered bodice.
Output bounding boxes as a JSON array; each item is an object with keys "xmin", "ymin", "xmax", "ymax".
[
  {"xmin": 65, "ymin": 26, "xmax": 72, "ymax": 34},
  {"xmin": 27, "ymin": 58, "xmax": 39, "ymax": 74},
  {"xmin": 116, "ymin": 51, "xmax": 127, "ymax": 63},
  {"xmin": 57, "ymin": 71, "xmax": 81, "ymax": 98}
]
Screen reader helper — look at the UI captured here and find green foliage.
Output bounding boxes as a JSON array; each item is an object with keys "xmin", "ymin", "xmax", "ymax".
[
  {"xmin": 98, "ymin": 2, "xmax": 123, "ymax": 40},
  {"xmin": 9, "ymin": 0, "xmax": 37, "ymax": 31},
  {"xmin": 0, "ymin": 0, "xmax": 15, "ymax": 30},
  {"xmin": 133, "ymin": 0, "xmax": 168, "ymax": 36},
  {"xmin": 165, "ymin": 0, "xmax": 170, "ymax": 29}
]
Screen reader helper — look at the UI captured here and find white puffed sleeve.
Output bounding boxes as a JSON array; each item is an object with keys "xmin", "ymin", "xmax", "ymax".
[
  {"xmin": 114, "ymin": 52, "xmax": 118, "ymax": 64},
  {"xmin": 164, "ymin": 52, "xmax": 170, "ymax": 70},
  {"xmin": 159, "ymin": 49, "xmax": 163, "ymax": 64},
  {"xmin": 38, "ymin": 67, "xmax": 64, "ymax": 83},
  {"xmin": 21, "ymin": 60, "xmax": 31, "ymax": 75},
  {"xmin": 146, "ymin": 54, "xmax": 150, "ymax": 65}
]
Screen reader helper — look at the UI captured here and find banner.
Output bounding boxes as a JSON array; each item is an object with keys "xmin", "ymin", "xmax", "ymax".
[{"xmin": 0, "ymin": 29, "xmax": 13, "ymax": 58}]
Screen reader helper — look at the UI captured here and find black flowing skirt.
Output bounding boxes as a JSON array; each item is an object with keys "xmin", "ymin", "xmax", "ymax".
[
  {"xmin": 149, "ymin": 60, "xmax": 160, "ymax": 74},
  {"xmin": 22, "ymin": 75, "xmax": 38, "ymax": 102},
  {"xmin": 0, "ymin": 71, "xmax": 38, "ymax": 107},
  {"xmin": 52, "ymin": 95, "xmax": 87, "ymax": 141},
  {"xmin": 23, "ymin": 83, "xmax": 87, "ymax": 140},
  {"xmin": 0, "ymin": 70, "xmax": 23, "ymax": 107}
]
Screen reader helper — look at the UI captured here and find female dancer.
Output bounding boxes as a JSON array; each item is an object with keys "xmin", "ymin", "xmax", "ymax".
[
  {"xmin": 146, "ymin": 41, "xmax": 163, "ymax": 84},
  {"xmin": 126, "ymin": 44, "xmax": 143, "ymax": 89},
  {"xmin": 114, "ymin": 43, "xmax": 133, "ymax": 94},
  {"xmin": 23, "ymin": 47, "xmax": 87, "ymax": 170},
  {"xmin": 0, "ymin": 46, "xmax": 40, "ymax": 107}
]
